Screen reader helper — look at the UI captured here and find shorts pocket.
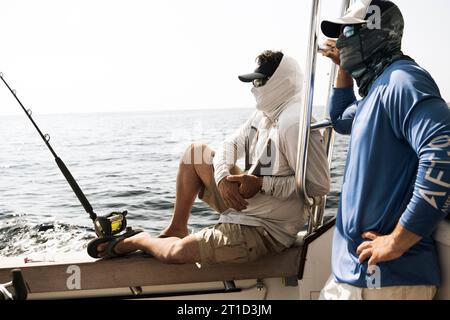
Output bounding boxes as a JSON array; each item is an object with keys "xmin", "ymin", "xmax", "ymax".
[
  {"xmin": 242, "ymin": 227, "xmax": 269, "ymax": 262},
  {"xmin": 212, "ymin": 224, "xmax": 249, "ymax": 264}
]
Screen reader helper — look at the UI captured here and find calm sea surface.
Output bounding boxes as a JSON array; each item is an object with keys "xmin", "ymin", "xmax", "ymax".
[{"xmin": 0, "ymin": 109, "xmax": 348, "ymax": 257}]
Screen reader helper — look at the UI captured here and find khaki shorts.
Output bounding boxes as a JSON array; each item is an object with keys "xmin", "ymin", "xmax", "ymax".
[
  {"xmin": 195, "ymin": 148, "xmax": 286, "ymax": 265},
  {"xmin": 195, "ymin": 223, "xmax": 286, "ymax": 265},
  {"xmin": 320, "ymin": 276, "xmax": 437, "ymax": 300}
]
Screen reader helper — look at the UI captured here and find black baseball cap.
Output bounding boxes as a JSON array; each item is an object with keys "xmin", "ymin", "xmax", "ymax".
[
  {"xmin": 238, "ymin": 53, "xmax": 284, "ymax": 83},
  {"xmin": 321, "ymin": 0, "xmax": 396, "ymax": 38}
]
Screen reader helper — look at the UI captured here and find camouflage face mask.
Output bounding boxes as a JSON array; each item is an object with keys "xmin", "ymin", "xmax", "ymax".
[{"xmin": 336, "ymin": 5, "xmax": 413, "ymax": 97}]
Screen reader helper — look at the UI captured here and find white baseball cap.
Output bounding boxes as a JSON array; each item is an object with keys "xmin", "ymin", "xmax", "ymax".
[{"xmin": 321, "ymin": 0, "xmax": 375, "ymax": 38}]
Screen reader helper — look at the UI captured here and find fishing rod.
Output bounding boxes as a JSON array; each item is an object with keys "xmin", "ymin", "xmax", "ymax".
[{"xmin": 0, "ymin": 72, "xmax": 128, "ymax": 238}]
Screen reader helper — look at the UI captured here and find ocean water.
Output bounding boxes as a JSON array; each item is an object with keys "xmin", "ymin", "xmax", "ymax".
[{"xmin": 0, "ymin": 109, "xmax": 349, "ymax": 257}]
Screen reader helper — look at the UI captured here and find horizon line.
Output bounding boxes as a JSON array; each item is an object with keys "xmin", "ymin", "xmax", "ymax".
[
  {"xmin": 3, "ymin": 102, "xmax": 446, "ymax": 117},
  {"xmin": 0, "ymin": 106, "xmax": 256, "ymax": 117}
]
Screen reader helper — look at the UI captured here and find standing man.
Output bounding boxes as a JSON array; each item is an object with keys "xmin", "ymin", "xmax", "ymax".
[{"xmin": 319, "ymin": 0, "xmax": 450, "ymax": 300}]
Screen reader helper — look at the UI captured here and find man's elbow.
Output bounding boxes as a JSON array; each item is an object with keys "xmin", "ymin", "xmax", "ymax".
[
  {"xmin": 315, "ymin": 180, "xmax": 331, "ymax": 197},
  {"xmin": 321, "ymin": 180, "xmax": 331, "ymax": 195},
  {"xmin": 306, "ymin": 175, "xmax": 331, "ymax": 197},
  {"xmin": 331, "ymin": 119, "xmax": 353, "ymax": 135},
  {"xmin": 318, "ymin": 168, "xmax": 331, "ymax": 195}
]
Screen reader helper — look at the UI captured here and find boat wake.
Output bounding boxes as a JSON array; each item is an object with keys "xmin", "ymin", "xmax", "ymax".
[{"xmin": 0, "ymin": 217, "xmax": 95, "ymax": 258}]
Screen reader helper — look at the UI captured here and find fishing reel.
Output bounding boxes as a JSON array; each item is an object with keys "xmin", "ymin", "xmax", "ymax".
[{"xmin": 94, "ymin": 211, "xmax": 128, "ymax": 237}]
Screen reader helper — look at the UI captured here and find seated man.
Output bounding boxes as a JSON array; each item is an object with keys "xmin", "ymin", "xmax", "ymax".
[{"xmin": 91, "ymin": 51, "xmax": 330, "ymax": 265}]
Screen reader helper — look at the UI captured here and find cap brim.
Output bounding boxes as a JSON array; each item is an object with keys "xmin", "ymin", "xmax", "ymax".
[
  {"xmin": 321, "ymin": 17, "xmax": 367, "ymax": 38},
  {"xmin": 238, "ymin": 72, "xmax": 267, "ymax": 83}
]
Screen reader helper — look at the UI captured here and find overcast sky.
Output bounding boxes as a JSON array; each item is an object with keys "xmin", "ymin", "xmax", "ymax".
[{"xmin": 0, "ymin": 0, "xmax": 449, "ymax": 115}]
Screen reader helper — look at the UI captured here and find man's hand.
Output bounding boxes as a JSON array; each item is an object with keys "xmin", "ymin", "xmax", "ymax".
[
  {"xmin": 319, "ymin": 39, "xmax": 353, "ymax": 88},
  {"xmin": 356, "ymin": 224, "xmax": 422, "ymax": 268},
  {"xmin": 319, "ymin": 39, "xmax": 340, "ymax": 65},
  {"xmin": 217, "ymin": 179, "xmax": 249, "ymax": 211},
  {"xmin": 226, "ymin": 174, "xmax": 263, "ymax": 199}
]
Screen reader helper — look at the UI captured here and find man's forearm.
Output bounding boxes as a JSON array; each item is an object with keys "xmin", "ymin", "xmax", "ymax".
[
  {"xmin": 335, "ymin": 67, "xmax": 353, "ymax": 88},
  {"xmin": 213, "ymin": 142, "xmax": 236, "ymax": 185},
  {"xmin": 392, "ymin": 223, "xmax": 422, "ymax": 254},
  {"xmin": 213, "ymin": 158, "xmax": 232, "ymax": 185},
  {"xmin": 327, "ymin": 67, "xmax": 356, "ymax": 135},
  {"xmin": 358, "ymin": 221, "xmax": 423, "ymax": 266},
  {"xmin": 213, "ymin": 117, "xmax": 254, "ymax": 185}
]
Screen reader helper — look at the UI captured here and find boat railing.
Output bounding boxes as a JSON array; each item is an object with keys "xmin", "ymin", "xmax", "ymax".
[{"xmin": 296, "ymin": 0, "xmax": 352, "ymax": 235}]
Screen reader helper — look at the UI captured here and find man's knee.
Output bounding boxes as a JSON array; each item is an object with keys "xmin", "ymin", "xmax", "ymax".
[{"xmin": 181, "ymin": 143, "xmax": 214, "ymax": 166}]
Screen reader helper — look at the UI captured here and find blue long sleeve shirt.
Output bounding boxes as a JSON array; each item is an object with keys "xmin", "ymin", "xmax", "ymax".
[{"xmin": 329, "ymin": 60, "xmax": 450, "ymax": 288}]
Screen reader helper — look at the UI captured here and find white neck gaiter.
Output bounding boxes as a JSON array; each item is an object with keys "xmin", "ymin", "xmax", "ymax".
[{"xmin": 251, "ymin": 56, "xmax": 304, "ymax": 125}]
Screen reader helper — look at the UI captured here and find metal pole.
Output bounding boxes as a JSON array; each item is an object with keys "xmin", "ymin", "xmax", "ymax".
[
  {"xmin": 295, "ymin": 0, "xmax": 321, "ymax": 208},
  {"xmin": 316, "ymin": 0, "xmax": 352, "ymax": 228},
  {"xmin": 297, "ymin": 0, "xmax": 353, "ymax": 234}
]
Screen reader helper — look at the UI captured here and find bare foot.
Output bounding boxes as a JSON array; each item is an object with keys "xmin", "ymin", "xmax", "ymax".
[{"xmin": 159, "ymin": 225, "xmax": 189, "ymax": 239}]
